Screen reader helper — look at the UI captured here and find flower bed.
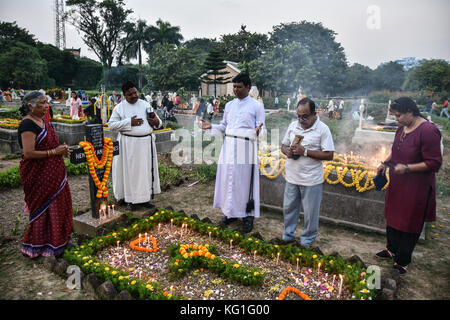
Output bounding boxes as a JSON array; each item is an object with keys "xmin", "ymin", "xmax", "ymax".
[
  {"xmin": 0, "ymin": 118, "xmax": 20, "ymax": 130},
  {"xmin": 64, "ymin": 209, "xmax": 375, "ymax": 300},
  {"xmin": 52, "ymin": 115, "xmax": 86, "ymax": 124}
]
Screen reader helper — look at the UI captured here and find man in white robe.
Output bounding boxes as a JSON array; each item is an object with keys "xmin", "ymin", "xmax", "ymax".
[
  {"xmin": 199, "ymin": 74, "xmax": 265, "ymax": 233},
  {"xmin": 109, "ymin": 81, "xmax": 162, "ymax": 212}
]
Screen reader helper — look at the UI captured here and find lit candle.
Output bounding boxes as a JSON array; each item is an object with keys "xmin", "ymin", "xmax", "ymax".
[
  {"xmin": 254, "ymin": 250, "xmax": 257, "ymax": 261},
  {"xmin": 117, "ymin": 240, "xmax": 120, "ymax": 248},
  {"xmin": 139, "ymin": 271, "xmax": 142, "ymax": 279},
  {"xmin": 230, "ymin": 239, "xmax": 233, "ymax": 250},
  {"xmin": 112, "ymin": 205, "xmax": 115, "ymax": 215},
  {"xmin": 276, "ymin": 252, "xmax": 280, "ymax": 265},
  {"xmin": 318, "ymin": 262, "xmax": 321, "ymax": 276},
  {"xmin": 139, "ymin": 233, "xmax": 142, "ymax": 244},
  {"xmin": 332, "ymin": 275, "xmax": 336, "ymax": 287},
  {"xmin": 144, "ymin": 233, "xmax": 147, "ymax": 245},
  {"xmin": 209, "ymin": 231, "xmax": 212, "ymax": 241},
  {"xmin": 107, "ymin": 206, "xmax": 111, "ymax": 218},
  {"xmin": 158, "ymin": 223, "xmax": 161, "ymax": 232},
  {"xmin": 338, "ymin": 274, "xmax": 343, "ymax": 297},
  {"xmin": 170, "ymin": 219, "xmax": 174, "ymax": 228},
  {"xmin": 296, "ymin": 258, "xmax": 299, "ymax": 272}
]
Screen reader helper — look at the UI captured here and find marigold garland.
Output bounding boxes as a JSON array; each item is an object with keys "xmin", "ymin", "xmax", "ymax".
[
  {"xmin": 179, "ymin": 244, "xmax": 216, "ymax": 260},
  {"xmin": 277, "ymin": 286, "xmax": 311, "ymax": 300},
  {"xmin": 130, "ymin": 236, "xmax": 158, "ymax": 253},
  {"xmin": 79, "ymin": 138, "xmax": 114, "ymax": 198}
]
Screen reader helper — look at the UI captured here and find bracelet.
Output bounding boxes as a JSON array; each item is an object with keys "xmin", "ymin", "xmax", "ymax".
[
  {"xmin": 303, "ymin": 149, "xmax": 308, "ymax": 157},
  {"xmin": 47, "ymin": 150, "xmax": 50, "ymax": 158}
]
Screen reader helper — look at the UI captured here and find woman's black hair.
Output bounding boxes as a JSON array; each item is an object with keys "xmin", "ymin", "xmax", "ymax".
[
  {"xmin": 390, "ymin": 97, "xmax": 424, "ymax": 118},
  {"xmin": 19, "ymin": 91, "xmax": 44, "ymax": 116}
]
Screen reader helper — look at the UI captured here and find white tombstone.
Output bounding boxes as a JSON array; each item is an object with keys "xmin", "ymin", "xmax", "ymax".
[
  {"xmin": 287, "ymin": 98, "xmax": 291, "ymax": 111},
  {"xmin": 359, "ymin": 99, "xmax": 365, "ymax": 129}
]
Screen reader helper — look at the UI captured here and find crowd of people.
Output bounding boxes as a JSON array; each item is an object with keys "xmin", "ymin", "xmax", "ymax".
[{"xmin": 15, "ymin": 75, "xmax": 443, "ymax": 277}]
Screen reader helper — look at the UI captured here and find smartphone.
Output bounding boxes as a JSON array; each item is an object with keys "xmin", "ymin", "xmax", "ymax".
[
  {"xmin": 383, "ymin": 161, "xmax": 397, "ymax": 169},
  {"xmin": 291, "ymin": 135, "xmax": 304, "ymax": 160}
]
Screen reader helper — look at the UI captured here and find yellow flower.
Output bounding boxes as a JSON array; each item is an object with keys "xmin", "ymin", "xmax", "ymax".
[
  {"xmin": 312, "ymin": 255, "xmax": 317, "ymax": 259},
  {"xmin": 112, "ymin": 271, "xmax": 117, "ymax": 275},
  {"xmin": 131, "ymin": 280, "xmax": 136, "ymax": 285},
  {"xmin": 248, "ymin": 238, "xmax": 252, "ymax": 241},
  {"xmin": 146, "ymin": 284, "xmax": 153, "ymax": 290},
  {"xmin": 133, "ymin": 224, "xmax": 138, "ymax": 228},
  {"xmin": 128, "ymin": 267, "xmax": 134, "ymax": 271},
  {"xmin": 118, "ymin": 276, "xmax": 124, "ymax": 280},
  {"xmin": 80, "ymin": 246, "xmax": 85, "ymax": 249},
  {"xmin": 82, "ymin": 256, "xmax": 88, "ymax": 260},
  {"xmin": 105, "ymin": 267, "xmax": 110, "ymax": 271},
  {"xmin": 123, "ymin": 228, "xmax": 128, "ymax": 232},
  {"xmin": 145, "ymin": 219, "xmax": 148, "ymax": 222},
  {"xmin": 88, "ymin": 260, "xmax": 93, "ymax": 264},
  {"xmin": 298, "ymin": 253, "xmax": 302, "ymax": 256},
  {"xmin": 98, "ymin": 239, "xmax": 103, "ymax": 242},
  {"xmin": 348, "ymin": 265, "xmax": 353, "ymax": 269},
  {"xmin": 233, "ymin": 264, "xmax": 240, "ymax": 268},
  {"xmin": 74, "ymin": 251, "xmax": 78, "ymax": 254},
  {"xmin": 112, "ymin": 233, "xmax": 117, "ymax": 237},
  {"xmin": 204, "ymin": 289, "xmax": 212, "ymax": 297},
  {"xmin": 235, "ymin": 233, "xmax": 239, "ymax": 237},
  {"xmin": 150, "ymin": 217, "xmax": 154, "ymax": 220},
  {"xmin": 155, "ymin": 212, "xmax": 159, "ymax": 216},
  {"xmin": 254, "ymin": 272, "xmax": 259, "ymax": 276},
  {"xmin": 274, "ymin": 245, "xmax": 279, "ymax": 248},
  {"xmin": 360, "ymin": 280, "xmax": 366, "ymax": 285},
  {"xmin": 329, "ymin": 260, "xmax": 333, "ymax": 264}
]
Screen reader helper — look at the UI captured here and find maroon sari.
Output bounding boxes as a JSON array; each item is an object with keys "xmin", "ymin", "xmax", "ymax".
[
  {"xmin": 385, "ymin": 121, "xmax": 442, "ymax": 234},
  {"xmin": 20, "ymin": 121, "xmax": 73, "ymax": 258}
]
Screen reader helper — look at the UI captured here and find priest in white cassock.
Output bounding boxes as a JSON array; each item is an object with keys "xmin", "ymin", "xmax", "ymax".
[
  {"xmin": 109, "ymin": 81, "xmax": 162, "ymax": 212},
  {"xmin": 199, "ymin": 73, "xmax": 265, "ymax": 233}
]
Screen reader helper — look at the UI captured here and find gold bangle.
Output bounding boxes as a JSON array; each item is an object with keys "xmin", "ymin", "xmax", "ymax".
[{"xmin": 47, "ymin": 150, "xmax": 50, "ymax": 157}]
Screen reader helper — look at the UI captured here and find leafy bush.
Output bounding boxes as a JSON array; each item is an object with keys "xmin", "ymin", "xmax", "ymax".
[
  {"xmin": 195, "ymin": 164, "xmax": 217, "ymax": 182},
  {"xmin": 158, "ymin": 164, "xmax": 182, "ymax": 185},
  {"xmin": 0, "ymin": 165, "xmax": 21, "ymax": 191}
]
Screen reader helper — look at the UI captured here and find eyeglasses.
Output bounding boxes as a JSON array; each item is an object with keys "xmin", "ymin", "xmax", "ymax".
[{"xmin": 297, "ymin": 113, "xmax": 313, "ymax": 121}]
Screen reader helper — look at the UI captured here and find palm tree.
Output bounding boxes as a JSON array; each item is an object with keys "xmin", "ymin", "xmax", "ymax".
[
  {"xmin": 118, "ymin": 19, "xmax": 151, "ymax": 90},
  {"xmin": 145, "ymin": 19, "xmax": 184, "ymax": 52}
]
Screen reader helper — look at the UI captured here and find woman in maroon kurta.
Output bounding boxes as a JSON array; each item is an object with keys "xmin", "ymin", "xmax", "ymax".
[
  {"xmin": 376, "ymin": 97, "xmax": 442, "ymax": 274},
  {"xmin": 19, "ymin": 91, "xmax": 73, "ymax": 258}
]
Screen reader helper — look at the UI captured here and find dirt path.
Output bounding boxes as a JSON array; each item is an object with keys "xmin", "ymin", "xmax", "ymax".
[{"xmin": 1, "ymin": 157, "xmax": 449, "ymax": 300}]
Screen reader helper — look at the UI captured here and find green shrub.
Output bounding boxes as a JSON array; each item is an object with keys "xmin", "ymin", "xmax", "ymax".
[
  {"xmin": 0, "ymin": 165, "xmax": 21, "ymax": 191},
  {"xmin": 195, "ymin": 164, "xmax": 217, "ymax": 182},
  {"xmin": 158, "ymin": 164, "xmax": 182, "ymax": 185}
]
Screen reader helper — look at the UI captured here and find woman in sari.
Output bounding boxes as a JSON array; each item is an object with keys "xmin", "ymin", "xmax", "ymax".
[{"xmin": 18, "ymin": 91, "xmax": 73, "ymax": 258}]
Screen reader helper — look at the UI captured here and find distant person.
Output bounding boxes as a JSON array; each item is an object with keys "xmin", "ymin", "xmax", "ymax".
[
  {"xmin": 425, "ymin": 97, "xmax": 432, "ymax": 113},
  {"xmin": 430, "ymin": 102, "xmax": 437, "ymax": 115},
  {"xmin": 274, "ymin": 96, "xmax": 279, "ymax": 109},
  {"xmin": 327, "ymin": 99, "xmax": 335, "ymax": 118},
  {"xmin": 70, "ymin": 92, "xmax": 82, "ymax": 120},
  {"xmin": 196, "ymin": 98, "xmax": 206, "ymax": 119},
  {"xmin": 18, "ymin": 91, "xmax": 73, "ymax": 258},
  {"xmin": 440, "ymin": 98, "xmax": 449, "ymax": 118},
  {"xmin": 206, "ymin": 98, "xmax": 214, "ymax": 121},
  {"xmin": 338, "ymin": 99, "xmax": 344, "ymax": 120}
]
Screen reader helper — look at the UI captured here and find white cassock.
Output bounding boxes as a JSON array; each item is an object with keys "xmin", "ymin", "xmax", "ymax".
[
  {"xmin": 108, "ymin": 99, "xmax": 162, "ymax": 204},
  {"xmin": 210, "ymin": 95, "xmax": 266, "ymax": 218}
]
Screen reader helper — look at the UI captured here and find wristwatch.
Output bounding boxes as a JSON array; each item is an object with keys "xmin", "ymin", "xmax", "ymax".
[
  {"xmin": 303, "ymin": 149, "xmax": 308, "ymax": 157},
  {"xmin": 405, "ymin": 164, "xmax": 411, "ymax": 173}
]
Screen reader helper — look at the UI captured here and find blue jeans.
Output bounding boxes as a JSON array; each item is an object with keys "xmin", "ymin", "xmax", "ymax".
[
  {"xmin": 282, "ymin": 182, "xmax": 323, "ymax": 246},
  {"xmin": 440, "ymin": 108, "xmax": 449, "ymax": 118}
]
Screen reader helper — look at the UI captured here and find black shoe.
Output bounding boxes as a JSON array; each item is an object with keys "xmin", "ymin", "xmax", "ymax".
[
  {"xmin": 393, "ymin": 263, "xmax": 407, "ymax": 275},
  {"xmin": 218, "ymin": 216, "xmax": 237, "ymax": 227},
  {"xmin": 376, "ymin": 249, "xmax": 394, "ymax": 260},
  {"xmin": 142, "ymin": 202, "xmax": 155, "ymax": 209},
  {"xmin": 242, "ymin": 216, "xmax": 254, "ymax": 234},
  {"xmin": 126, "ymin": 203, "xmax": 136, "ymax": 212}
]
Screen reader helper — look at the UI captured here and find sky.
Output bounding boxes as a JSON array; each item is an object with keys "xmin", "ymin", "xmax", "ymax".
[{"xmin": 1, "ymin": 0, "xmax": 449, "ymax": 69}]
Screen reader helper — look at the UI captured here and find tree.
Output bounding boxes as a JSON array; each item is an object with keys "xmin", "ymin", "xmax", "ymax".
[
  {"xmin": 65, "ymin": 0, "xmax": 132, "ymax": 86},
  {"xmin": 183, "ymin": 38, "xmax": 218, "ymax": 53},
  {"xmin": 0, "ymin": 21, "xmax": 36, "ymax": 54},
  {"xmin": 146, "ymin": 19, "xmax": 184, "ymax": 52},
  {"xmin": 201, "ymin": 47, "xmax": 232, "ymax": 97},
  {"xmin": 342, "ymin": 63, "xmax": 374, "ymax": 95},
  {"xmin": 117, "ymin": 19, "xmax": 152, "ymax": 90},
  {"xmin": 145, "ymin": 44, "xmax": 204, "ymax": 91},
  {"xmin": 219, "ymin": 25, "xmax": 269, "ymax": 63},
  {"xmin": 74, "ymin": 57, "xmax": 103, "ymax": 89},
  {"xmin": 0, "ymin": 42, "xmax": 53, "ymax": 89},
  {"xmin": 269, "ymin": 21, "xmax": 348, "ymax": 95},
  {"xmin": 372, "ymin": 61, "xmax": 406, "ymax": 91},
  {"xmin": 402, "ymin": 59, "xmax": 450, "ymax": 92},
  {"xmin": 248, "ymin": 42, "xmax": 315, "ymax": 95},
  {"xmin": 37, "ymin": 43, "xmax": 78, "ymax": 87}
]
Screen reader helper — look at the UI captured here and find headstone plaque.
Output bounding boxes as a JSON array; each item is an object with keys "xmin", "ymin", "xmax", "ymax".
[{"xmin": 70, "ymin": 124, "xmax": 119, "ymax": 218}]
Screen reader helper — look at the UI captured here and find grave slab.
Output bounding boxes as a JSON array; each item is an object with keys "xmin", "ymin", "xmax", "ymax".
[{"xmin": 73, "ymin": 211, "xmax": 124, "ymax": 237}]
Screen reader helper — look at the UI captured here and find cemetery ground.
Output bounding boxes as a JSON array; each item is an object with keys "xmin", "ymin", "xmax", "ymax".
[{"xmin": 0, "ymin": 117, "xmax": 449, "ymax": 300}]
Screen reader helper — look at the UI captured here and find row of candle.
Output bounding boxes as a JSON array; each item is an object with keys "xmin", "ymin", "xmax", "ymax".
[{"xmin": 98, "ymin": 204, "xmax": 115, "ymax": 221}]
